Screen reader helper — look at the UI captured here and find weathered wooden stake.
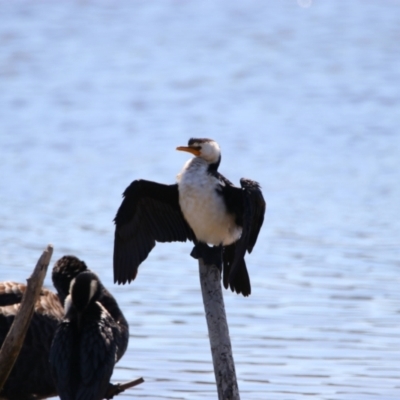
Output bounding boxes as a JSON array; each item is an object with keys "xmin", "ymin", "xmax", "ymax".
[
  {"xmin": 198, "ymin": 258, "xmax": 240, "ymax": 400},
  {"xmin": 0, "ymin": 244, "xmax": 53, "ymax": 391}
]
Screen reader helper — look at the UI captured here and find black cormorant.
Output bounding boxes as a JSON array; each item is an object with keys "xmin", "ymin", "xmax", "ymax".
[
  {"xmin": 0, "ymin": 256, "xmax": 87, "ymax": 400},
  {"xmin": 113, "ymin": 138, "xmax": 266, "ymax": 296},
  {"xmin": 49, "ymin": 270, "xmax": 127, "ymax": 400},
  {"xmin": 0, "ymin": 256, "xmax": 129, "ymax": 400},
  {"xmin": 52, "ymin": 256, "xmax": 129, "ymax": 362}
]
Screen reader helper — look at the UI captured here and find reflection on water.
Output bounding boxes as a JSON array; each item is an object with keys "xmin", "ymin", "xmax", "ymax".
[{"xmin": 1, "ymin": 1, "xmax": 399, "ymax": 399}]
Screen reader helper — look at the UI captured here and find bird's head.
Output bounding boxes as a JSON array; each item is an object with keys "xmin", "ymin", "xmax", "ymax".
[
  {"xmin": 177, "ymin": 138, "xmax": 221, "ymax": 169},
  {"xmin": 67, "ymin": 271, "xmax": 101, "ymax": 313},
  {"xmin": 52, "ymin": 255, "xmax": 88, "ymax": 304}
]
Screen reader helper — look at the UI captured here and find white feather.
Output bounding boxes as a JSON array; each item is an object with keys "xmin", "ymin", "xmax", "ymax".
[
  {"xmin": 197, "ymin": 140, "xmax": 220, "ymax": 163},
  {"xmin": 64, "ymin": 295, "xmax": 72, "ymax": 315},
  {"xmin": 177, "ymin": 157, "xmax": 242, "ymax": 246},
  {"xmin": 89, "ymin": 279, "xmax": 98, "ymax": 302}
]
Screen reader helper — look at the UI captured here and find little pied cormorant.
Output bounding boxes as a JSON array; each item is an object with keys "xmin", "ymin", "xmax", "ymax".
[
  {"xmin": 113, "ymin": 138, "xmax": 266, "ymax": 296},
  {"xmin": 49, "ymin": 270, "xmax": 127, "ymax": 400}
]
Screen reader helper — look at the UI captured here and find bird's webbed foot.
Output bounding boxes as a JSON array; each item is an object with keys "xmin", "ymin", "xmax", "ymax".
[{"xmin": 191, "ymin": 242, "xmax": 223, "ymax": 272}]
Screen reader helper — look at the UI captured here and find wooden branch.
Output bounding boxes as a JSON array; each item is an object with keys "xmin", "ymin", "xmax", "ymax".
[
  {"xmin": 0, "ymin": 244, "xmax": 54, "ymax": 391},
  {"xmin": 105, "ymin": 377, "xmax": 145, "ymax": 398},
  {"xmin": 198, "ymin": 258, "xmax": 240, "ymax": 400}
]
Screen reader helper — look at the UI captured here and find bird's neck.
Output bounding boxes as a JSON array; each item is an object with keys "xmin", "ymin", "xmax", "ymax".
[
  {"xmin": 177, "ymin": 158, "xmax": 203, "ymax": 182},
  {"xmin": 207, "ymin": 155, "xmax": 221, "ymax": 172},
  {"xmin": 177, "ymin": 156, "xmax": 220, "ymax": 183}
]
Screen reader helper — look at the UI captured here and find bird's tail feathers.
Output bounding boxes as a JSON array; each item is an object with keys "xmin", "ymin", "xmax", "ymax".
[{"xmin": 229, "ymin": 258, "xmax": 251, "ymax": 297}]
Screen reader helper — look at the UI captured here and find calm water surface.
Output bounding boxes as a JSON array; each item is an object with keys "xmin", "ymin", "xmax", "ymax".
[{"xmin": 0, "ymin": 1, "xmax": 399, "ymax": 399}]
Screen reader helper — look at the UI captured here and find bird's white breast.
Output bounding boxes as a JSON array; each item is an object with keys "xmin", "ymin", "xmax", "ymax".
[{"xmin": 177, "ymin": 158, "xmax": 242, "ymax": 246}]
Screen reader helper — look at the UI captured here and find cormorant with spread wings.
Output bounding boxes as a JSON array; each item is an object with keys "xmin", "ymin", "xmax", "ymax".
[{"xmin": 113, "ymin": 138, "xmax": 266, "ymax": 296}]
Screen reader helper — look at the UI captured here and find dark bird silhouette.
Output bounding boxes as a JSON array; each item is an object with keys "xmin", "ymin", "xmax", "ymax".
[
  {"xmin": 49, "ymin": 270, "xmax": 128, "ymax": 400},
  {"xmin": 0, "ymin": 255, "xmax": 128, "ymax": 400},
  {"xmin": 0, "ymin": 256, "xmax": 87, "ymax": 400},
  {"xmin": 114, "ymin": 138, "xmax": 266, "ymax": 296},
  {"xmin": 51, "ymin": 256, "xmax": 129, "ymax": 361}
]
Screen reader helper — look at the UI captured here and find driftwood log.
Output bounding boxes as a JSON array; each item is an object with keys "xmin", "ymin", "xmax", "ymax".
[
  {"xmin": 198, "ymin": 258, "xmax": 240, "ymax": 400},
  {"xmin": 0, "ymin": 244, "xmax": 53, "ymax": 391}
]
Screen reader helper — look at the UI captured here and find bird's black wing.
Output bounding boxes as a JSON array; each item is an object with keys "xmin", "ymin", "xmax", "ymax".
[
  {"xmin": 114, "ymin": 179, "xmax": 195, "ymax": 284},
  {"xmin": 239, "ymin": 178, "xmax": 266, "ymax": 254},
  {"xmin": 97, "ymin": 284, "xmax": 129, "ymax": 362},
  {"xmin": 220, "ymin": 178, "xmax": 266, "ymax": 296}
]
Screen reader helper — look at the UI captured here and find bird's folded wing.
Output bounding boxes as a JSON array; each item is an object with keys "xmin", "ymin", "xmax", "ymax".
[
  {"xmin": 78, "ymin": 311, "xmax": 116, "ymax": 400},
  {"xmin": 227, "ymin": 179, "xmax": 266, "ymax": 291},
  {"xmin": 240, "ymin": 178, "xmax": 266, "ymax": 254}
]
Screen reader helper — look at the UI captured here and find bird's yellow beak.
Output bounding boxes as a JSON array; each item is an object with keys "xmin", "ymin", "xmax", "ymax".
[{"xmin": 176, "ymin": 146, "xmax": 201, "ymax": 156}]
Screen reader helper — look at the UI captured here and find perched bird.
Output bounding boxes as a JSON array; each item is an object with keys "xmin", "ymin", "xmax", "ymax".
[
  {"xmin": 49, "ymin": 271, "xmax": 127, "ymax": 400},
  {"xmin": 52, "ymin": 255, "xmax": 89, "ymax": 304},
  {"xmin": 0, "ymin": 283, "xmax": 63, "ymax": 400},
  {"xmin": 52, "ymin": 255, "xmax": 129, "ymax": 361},
  {"xmin": 0, "ymin": 256, "xmax": 87, "ymax": 400},
  {"xmin": 114, "ymin": 138, "xmax": 266, "ymax": 296},
  {"xmin": 0, "ymin": 256, "xmax": 128, "ymax": 400}
]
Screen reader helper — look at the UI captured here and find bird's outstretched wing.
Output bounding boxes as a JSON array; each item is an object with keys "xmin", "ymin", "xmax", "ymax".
[
  {"xmin": 114, "ymin": 179, "xmax": 194, "ymax": 284},
  {"xmin": 222, "ymin": 178, "xmax": 266, "ymax": 296}
]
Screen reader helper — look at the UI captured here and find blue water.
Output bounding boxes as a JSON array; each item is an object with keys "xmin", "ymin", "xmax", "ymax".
[{"xmin": 1, "ymin": 1, "xmax": 400, "ymax": 399}]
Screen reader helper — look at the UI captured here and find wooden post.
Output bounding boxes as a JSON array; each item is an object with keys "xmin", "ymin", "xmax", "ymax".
[
  {"xmin": 198, "ymin": 258, "xmax": 240, "ymax": 400},
  {"xmin": 0, "ymin": 244, "xmax": 53, "ymax": 391}
]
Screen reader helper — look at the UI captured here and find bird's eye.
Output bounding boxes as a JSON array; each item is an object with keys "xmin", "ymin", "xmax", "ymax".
[{"xmin": 193, "ymin": 146, "xmax": 201, "ymax": 151}]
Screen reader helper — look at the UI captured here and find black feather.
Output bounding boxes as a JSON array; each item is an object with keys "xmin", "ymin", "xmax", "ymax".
[
  {"xmin": 223, "ymin": 178, "xmax": 266, "ymax": 296},
  {"xmin": 50, "ymin": 271, "xmax": 126, "ymax": 400},
  {"xmin": 113, "ymin": 180, "xmax": 194, "ymax": 284}
]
